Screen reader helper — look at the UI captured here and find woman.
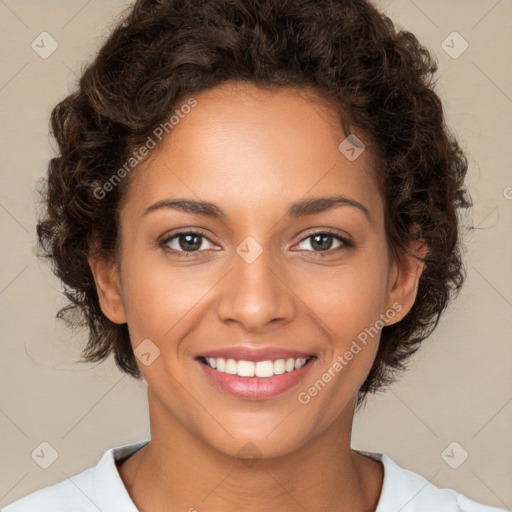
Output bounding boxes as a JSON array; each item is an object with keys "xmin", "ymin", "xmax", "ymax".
[{"xmin": 3, "ymin": 0, "xmax": 506, "ymax": 510}]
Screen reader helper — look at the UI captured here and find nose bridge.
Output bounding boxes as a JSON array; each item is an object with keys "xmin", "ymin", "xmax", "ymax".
[{"xmin": 216, "ymin": 235, "xmax": 295, "ymax": 330}]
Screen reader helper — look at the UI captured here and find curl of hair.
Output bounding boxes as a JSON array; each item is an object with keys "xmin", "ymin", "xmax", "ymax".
[{"xmin": 37, "ymin": 0, "xmax": 471, "ymax": 408}]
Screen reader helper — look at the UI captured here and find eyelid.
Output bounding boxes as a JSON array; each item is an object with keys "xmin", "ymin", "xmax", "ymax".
[
  {"xmin": 159, "ymin": 227, "xmax": 354, "ymax": 256},
  {"xmin": 159, "ymin": 228, "xmax": 217, "ymax": 250},
  {"xmin": 293, "ymin": 228, "xmax": 354, "ymax": 251},
  {"xmin": 296, "ymin": 227, "xmax": 352, "ymax": 243}
]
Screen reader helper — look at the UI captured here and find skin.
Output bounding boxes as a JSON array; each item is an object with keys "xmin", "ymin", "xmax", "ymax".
[{"xmin": 89, "ymin": 82, "xmax": 426, "ymax": 512}]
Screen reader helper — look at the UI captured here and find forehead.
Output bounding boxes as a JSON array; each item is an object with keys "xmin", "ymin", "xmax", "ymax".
[{"xmin": 122, "ymin": 82, "xmax": 383, "ymax": 227}]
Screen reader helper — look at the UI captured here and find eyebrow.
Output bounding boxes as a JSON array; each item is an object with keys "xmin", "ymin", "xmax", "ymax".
[{"xmin": 143, "ymin": 195, "xmax": 371, "ymax": 223}]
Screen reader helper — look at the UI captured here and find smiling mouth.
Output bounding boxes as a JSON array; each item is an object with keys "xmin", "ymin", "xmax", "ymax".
[
  {"xmin": 197, "ymin": 355, "xmax": 315, "ymax": 378},
  {"xmin": 198, "ymin": 356, "xmax": 315, "ymax": 378},
  {"xmin": 195, "ymin": 355, "xmax": 317, "ymax": 400}
]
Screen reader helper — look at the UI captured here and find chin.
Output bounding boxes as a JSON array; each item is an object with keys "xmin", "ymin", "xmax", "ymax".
[{"xmin": 208, "ymin": 430, "xmax": 307, "ymax": 463}]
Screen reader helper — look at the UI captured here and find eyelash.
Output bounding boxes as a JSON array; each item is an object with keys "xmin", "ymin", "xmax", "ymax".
[{"xmin": 159, "ymin": 229, "xmax": 354, "ymax": 258}]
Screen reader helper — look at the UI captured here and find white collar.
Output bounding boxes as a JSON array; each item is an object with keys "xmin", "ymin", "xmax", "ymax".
[{"xmin": 93, "ymin": 441, "xmax": 483, "ymax": 511}]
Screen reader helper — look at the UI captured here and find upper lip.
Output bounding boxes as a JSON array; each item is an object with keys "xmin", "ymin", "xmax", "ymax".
[{"xmin": 197, "ymin": 346, "xmax": 315, "ymax": 362}]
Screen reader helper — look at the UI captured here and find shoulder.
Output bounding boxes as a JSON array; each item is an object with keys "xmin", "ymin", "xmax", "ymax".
[
  {"xmin": 1, "ymin": 467, "xmax": 96, "ymax": 512},
  {"xmin": 2, "ymin": 440, "xmax": 147, "ymax": 512},
  {"xmin": 355, "ymin": 449, "xmax": 508, "ymax": 512}
]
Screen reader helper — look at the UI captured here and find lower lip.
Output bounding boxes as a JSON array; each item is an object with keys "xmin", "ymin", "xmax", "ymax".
[{"xmin": 196, "ymin": 358, "xmax": 316, "ymax": 401}]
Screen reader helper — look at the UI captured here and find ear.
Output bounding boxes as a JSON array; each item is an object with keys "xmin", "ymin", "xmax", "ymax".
[
  {"xmin": 384, "ymin": 238, "xmax": 428, "ymax": 325},
  {"xmin": 88, "ymin": 256, "xmax": 127, "ymax": 324}
]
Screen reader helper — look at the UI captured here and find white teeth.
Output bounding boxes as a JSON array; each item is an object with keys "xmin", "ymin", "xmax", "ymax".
[
  {"xmin": 273, "ymin": 359, "xmax": 286, "ymax": 375},
  {"xmin": 203, "ymin": 356, "xmax": 311, "ymax": 377},
  {"xmin": 237, "ymin": 360, "xmax": 255, "ymax": 377},
  {"xmin": 255, "ymin": 360, "xmax": 274, "ymax": 378},
  {"xmin": 225, "ymin": 359, "xmax": 237, "ymax": 375},
  {"xmin": 285, "ymin": 358, "xmax": 295, "ymax": 372}
]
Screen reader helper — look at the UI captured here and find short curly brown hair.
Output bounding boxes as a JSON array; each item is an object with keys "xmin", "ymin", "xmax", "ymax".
[{"xmin": 37, "ymin": 0, "xmax": 471, "ymax": 409}]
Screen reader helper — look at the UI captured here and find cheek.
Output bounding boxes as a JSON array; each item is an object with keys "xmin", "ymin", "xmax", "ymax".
[
  {"xmin": 306, "ymin": 254, "xmax": 390, "ymax": 343},
  {"xmin": 297, "ymin": 260, "xmax": 388, "ymax": 416},
  {"xmin": 120, "ymin": 256, "xmax": 216, "ymax": 346}
]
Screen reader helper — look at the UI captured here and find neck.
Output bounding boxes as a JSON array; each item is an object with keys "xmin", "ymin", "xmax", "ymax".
[{"xmin": 117, "ymin": 391, "xmax": 383, "ymax": 512}]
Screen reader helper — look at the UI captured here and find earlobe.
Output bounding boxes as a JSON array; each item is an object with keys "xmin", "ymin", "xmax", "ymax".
[
  {"xmin": 385, "ymin": 239, "xmax": 428, "ymax": 325},
  {"xmin": 88, "ymin": 256, "xmax": 127, "ymax": 324}
]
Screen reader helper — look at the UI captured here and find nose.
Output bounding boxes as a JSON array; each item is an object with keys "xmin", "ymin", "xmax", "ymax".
[{"xmin": 215, "ymin": 245, "xmax": 296, "ymax": 332}]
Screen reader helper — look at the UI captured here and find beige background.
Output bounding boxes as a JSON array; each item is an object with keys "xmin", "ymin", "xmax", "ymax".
[{"xmin": 0, "ymin": 0, "xmax": 511, "ymax": 509}]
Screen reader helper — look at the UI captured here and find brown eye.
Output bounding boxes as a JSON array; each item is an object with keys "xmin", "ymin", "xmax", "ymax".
[
  {"xmin": 295, "ymin": 231, "xmax": 354, "ymax": 255},
  {"xmin": 176, "ymin": 233, "xmax": 203, "ymax": 251},
  {"xmin": 309, "ymin": 233, "xmax": 337, "ymax": 251},
  {"xmin": 160, "ymin": 230, "xmax": 216, "ymax": 255}
]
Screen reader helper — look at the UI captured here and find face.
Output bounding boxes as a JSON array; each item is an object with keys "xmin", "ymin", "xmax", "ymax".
[{"xmin": 90, "ymin": 82, "xmax": 424, "ymax": 459}]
